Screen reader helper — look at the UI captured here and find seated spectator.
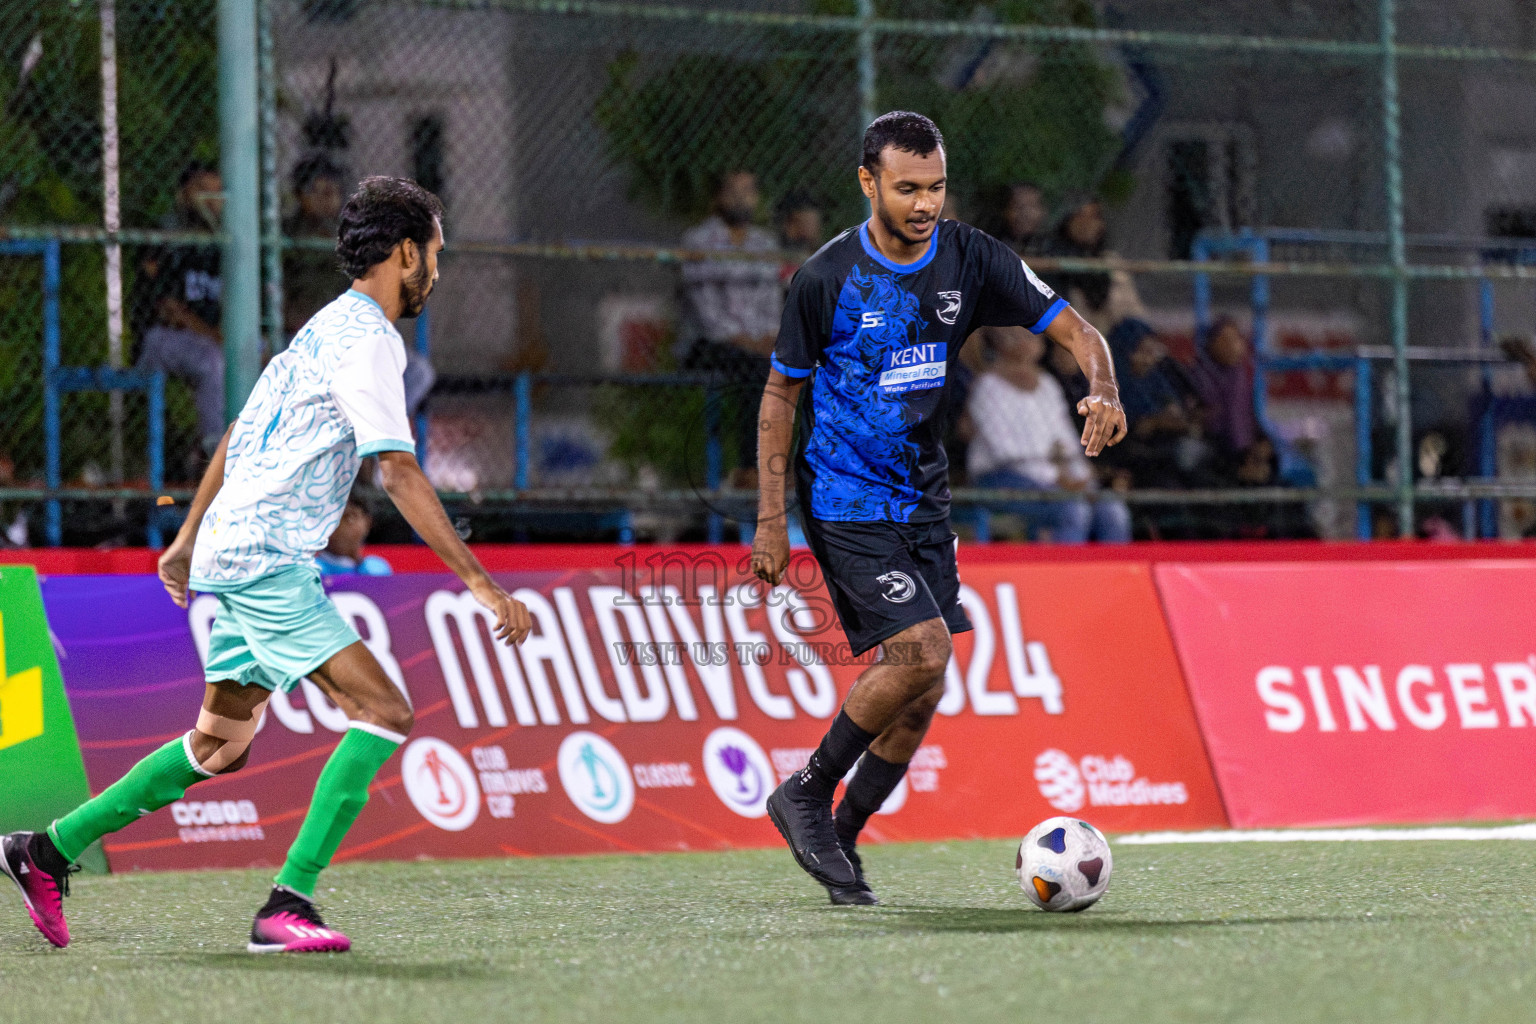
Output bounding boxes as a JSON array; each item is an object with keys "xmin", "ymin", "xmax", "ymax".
[
  {"xmin": 1191, "ymin": 317, "xmax": 1267, "ymax": 477},
  {"xmin": 679, "ymin": 169, "xmax": 782, "ymax": 486},
  {"xmin": 1044, "ymin": 197, "xmax": 1147, "ymax": 338},
  {"xmin": 1105, "ymin": 319, "xmax": 1211, "ymax": 489},
  {"xmin": 966, "ymin": 329, "xmax": 1131, "ymax": 543},
  {"xmin": 315, "ymin": 495, "xmax": 393, "ymax": 576},
  {"xmin": 133, "ymin": 162, "xmax": 225, "ymax": 475},
  {"xmin": 994, "ymin": 182, "xmax": 1049, "ymax": 256}
]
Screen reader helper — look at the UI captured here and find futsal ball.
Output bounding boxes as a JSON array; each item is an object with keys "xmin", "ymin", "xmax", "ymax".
[{"xmin": 1016, "ymin": 816, "xmax": 1113, "ymax": 912}]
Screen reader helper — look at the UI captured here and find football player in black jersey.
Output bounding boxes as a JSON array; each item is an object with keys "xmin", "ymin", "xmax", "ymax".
[{"xmin": 752, "ymin": 111, "xmax": 1127, "ymax": 904}]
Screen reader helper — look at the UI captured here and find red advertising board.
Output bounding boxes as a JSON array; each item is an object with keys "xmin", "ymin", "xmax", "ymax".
[
  {"xmin": 42, "ymin": 553, "xmax": 1223, "ymax": 872},
  {"xmin": 1156, "ymin": 560, "xmax": 1536, "ymax": 827}
]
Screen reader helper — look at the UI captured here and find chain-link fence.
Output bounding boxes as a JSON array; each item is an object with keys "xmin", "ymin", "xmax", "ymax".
[{"xmin": 9, "ymin": 0, "xmax": 1536, "ymax": 545}]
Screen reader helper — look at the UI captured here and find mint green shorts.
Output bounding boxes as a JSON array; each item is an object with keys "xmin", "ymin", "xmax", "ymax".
[{"xmin": 201, "ymin": 565, "xmax": 360, "ymax": 693}]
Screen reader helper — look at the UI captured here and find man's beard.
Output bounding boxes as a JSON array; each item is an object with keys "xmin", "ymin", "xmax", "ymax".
[
  {"xmin": 875, "ymin": 193, "xmax": 931, "ymax": 247},
  {"xmin": 399, "ymin": 258, "xmax": 433, "ymax": 317}
]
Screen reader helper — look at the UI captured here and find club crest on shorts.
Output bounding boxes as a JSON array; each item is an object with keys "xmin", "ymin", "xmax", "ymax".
[
  {"xmin": 876, "ymin": 570, "xmax": 917, "ymax": 603},
  {"xmin": 935, "ymin": 291, "xmax": 962, "ymax": 325}
]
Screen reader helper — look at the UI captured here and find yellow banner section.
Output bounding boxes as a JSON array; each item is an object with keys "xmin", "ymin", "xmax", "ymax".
[{"xmin": 0, "ymin": 612, "xmax": 45, "ymax": 752}]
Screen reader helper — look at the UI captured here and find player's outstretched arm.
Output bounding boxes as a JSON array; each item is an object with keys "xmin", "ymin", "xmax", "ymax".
[
  {"xmin": 158, "ymin": 424, "xmax": 232, "ymax": 608},
  {"xmin": 1045, "ymin": 306, "xmax": 1128, "ymax": 457},
  {"xmin": 376, "ymin": 450, "xmax": 531, "ymax": 645},
  {"xmin": 751, "ymin": 369, "xmax": 805, "ymax": 587}
]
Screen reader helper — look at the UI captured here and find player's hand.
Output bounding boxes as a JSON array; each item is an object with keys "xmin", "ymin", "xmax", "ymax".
[
  {"xmin": 157, "ymin": 536, "xmax": 194, "ymax": 609},
  {"xmin": 751, "ymin": 521, "xmax": 792, "ymax": 587},
  {"xmin": 473, "ymin": 579, "xmax": 531, "ymax": 645},
  {"xmin": 1077, "ymin": 390, "xmax": 1128, "ymax": 457}
]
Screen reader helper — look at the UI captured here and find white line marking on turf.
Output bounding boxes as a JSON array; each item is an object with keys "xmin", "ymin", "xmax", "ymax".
[{"xmin": 1118, "ymin": 825, "xmax": 1536, "ymax": 845}]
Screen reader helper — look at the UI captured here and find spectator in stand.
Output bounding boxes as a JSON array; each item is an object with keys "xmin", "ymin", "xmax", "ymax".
[
  {"xmin": 994, "ymin": 182, "xmax": 1049, "ymax": 256},
  {"xmin": 133, "ymin": 162, "xmax": 225, "ymax": 476},
  {"xmin": 1191, "ymin": 317, "xmax": 1265, "ymax": 474},
  {"xmin": 315, "ymin": 494, "xmax": 393, "ymax": 576},
  {"xmin": 680, "ymin": 170, "xmax": 783, "ymax": 486},
  {"xmin": 283, "ymin": 153, "xmax": 350, "ymax": 335},
  {"xmin": 1105, "ymin": 319, "xmax": 1209, "ymax": 489},
  {"xmin": 966, "ymin": 329, "xmax": 1131, "ymax": 543},
  {"xmin": 1044, "ymin": 197, "xmax": 1147, "ymax": 338}
]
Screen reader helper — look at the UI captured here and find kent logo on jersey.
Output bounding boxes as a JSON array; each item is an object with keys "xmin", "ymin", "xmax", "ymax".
[{"xmin": 878, "ymin": 342, "xmax": 947, "ymax": 394}]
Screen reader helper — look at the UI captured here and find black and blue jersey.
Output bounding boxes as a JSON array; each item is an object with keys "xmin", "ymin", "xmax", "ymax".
[{"xmin": 772, "ymin": 219, "xmax": 1068, "ymax": 523}]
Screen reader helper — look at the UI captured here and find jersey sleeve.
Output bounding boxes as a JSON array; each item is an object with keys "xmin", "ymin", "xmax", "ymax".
[
  {"xmin": 770, "ymin": 266, "xmax": 829, "ymax": 379},
  {"xmin": 333, "ymin": 330, "xmax": 415, "ymax": 457},
  {"xmin": 974, "ymin": 232, "xmax": 1069, "ymax": 335}
]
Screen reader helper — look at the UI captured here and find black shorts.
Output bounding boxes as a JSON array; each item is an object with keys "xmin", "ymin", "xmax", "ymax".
[{"xmin": 803, "ymin": 517, "xmax": 973, "ymax": 657}]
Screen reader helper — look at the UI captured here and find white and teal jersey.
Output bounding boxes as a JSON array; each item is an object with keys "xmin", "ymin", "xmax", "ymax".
[{"xmin": 190, "ymin": 290, "xmax": 415, "ymax": 589}]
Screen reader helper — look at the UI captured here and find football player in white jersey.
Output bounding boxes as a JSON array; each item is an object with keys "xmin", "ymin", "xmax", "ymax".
[{"xmin": 1, "ymin": 177, "xmax": 531, "ymax": 954}]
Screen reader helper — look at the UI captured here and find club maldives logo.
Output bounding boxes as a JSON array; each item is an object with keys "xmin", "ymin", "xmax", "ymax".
[
  {"xmin": 557, "ymin": 731, "xmax": 635, "ymax": 824},
  {"xmin": 1034, "ymin": 748, "xmax": 1188, "ymax": 812},
  {"xmin": 402, "ymin": 737, "xmax": 481, "ymax": 831},
  {"xmin": 1034, "ymin": 749, "xmax": 1087, "ymax": 812},
  {"xmin": 701, "ymin": 727, "xmax": 775, "ymax": 818}
]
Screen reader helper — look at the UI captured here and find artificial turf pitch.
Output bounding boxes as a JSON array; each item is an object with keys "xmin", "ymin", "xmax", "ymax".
[{"xmin": 3, "ymin": 837, "xmax": 1534, "ymax": 1023}]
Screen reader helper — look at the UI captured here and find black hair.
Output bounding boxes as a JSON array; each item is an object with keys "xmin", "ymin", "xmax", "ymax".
[
  {"xmin": 336, "ymin": 176, "xmax": 444, "ymax": 279},
  {"xmin": 177, "ymin": 161, "xmax": 217, "ymax": 189},
  {"xmin": 861, "ymin": 111, "xmax": 944, "ymax": 173},
  {"xmin": 292, "ymin": 151, "xmax": 345, "ymax": 194}
]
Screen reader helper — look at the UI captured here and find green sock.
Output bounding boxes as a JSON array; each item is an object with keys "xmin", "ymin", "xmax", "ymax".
[
  {"xmin": 49, "ymin": 735, "xmax": 208, "ymax": 863},
  {"xmin": 274, "ymin": 725, "xmax": 402, "ymax": 898}
]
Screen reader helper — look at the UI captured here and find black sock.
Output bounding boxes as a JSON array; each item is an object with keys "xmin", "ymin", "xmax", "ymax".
[
  {"xmin": 835, "ymin": 751, "xmax": 908, "ymax": 847},
  {"xmin": 29, "ymin": 832, "xmax": 71, "ymax": 876},
  {"xmin": 790, "ymin": 709, "xmax": 877, "ymax": 804}
]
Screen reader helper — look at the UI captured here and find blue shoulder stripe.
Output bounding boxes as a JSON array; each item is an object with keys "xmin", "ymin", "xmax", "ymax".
[
  {"xmin": 1030, "ymin": 297, "xmax": 1069, "ymax": 335},
  {"xmin": 770, "ymin": 355, "xmax": 813, "ymax": 379}
]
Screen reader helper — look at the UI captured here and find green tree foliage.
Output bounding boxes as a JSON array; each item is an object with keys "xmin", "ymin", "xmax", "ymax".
[
  {"xmin": 596, "ymin": 0, "xmax": 1125, "ymax": 225},
  {"xmin": 0, "ymin": 1, "xmax": 217, "ymax": 486},
  {"xmin": 596, "ymin": 46, "xmax": 861, "ymax": 226}
]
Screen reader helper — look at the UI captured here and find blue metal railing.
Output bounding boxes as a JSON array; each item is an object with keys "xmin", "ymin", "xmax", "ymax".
[
  {"xmin": 5, "ymin": 238, "xmax": 168, "ymax": 546},
  {"xmin": 1192, "ymin": 228, "xmax": 1527, "ymax": 540}
]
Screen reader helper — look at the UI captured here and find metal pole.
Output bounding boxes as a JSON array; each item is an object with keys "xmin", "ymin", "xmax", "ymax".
[
  {"xmin": 257, "ymin": 0, "xmax": 284, "ymax": 355},
  {"xmin": 1380, "ymin": 0, "xmax": 1413, "ymax": 536},
  {"xmin": 43, "ymin": 240, "xmax": 62, "ymax": 546},
  {"xmin": 515, "ymin": 371, "xmax": 531, "ymax": 490},
  {"xmin": 99, "ymin": 0, "xmax": 125, "ymax": 489},
  {"xmin": 219, "ymin": 0, "xmax": 262, "ymax": 423},
  {"xmin": 1354, "ymin": 357, "xmax": 1373, "ymax": 539},
  {"xmin": 857, "ymin": 0, "xmax": 876, "ymax": 131}
]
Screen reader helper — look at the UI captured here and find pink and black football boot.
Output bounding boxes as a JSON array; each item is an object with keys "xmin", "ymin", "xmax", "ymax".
[
  {"xmin": 247, "ymin": 886, "xmax": 351, "ymax": 954},
  {"xmin": 1, "ymin": 831, "xmax": 77, "ymax": 948}
]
